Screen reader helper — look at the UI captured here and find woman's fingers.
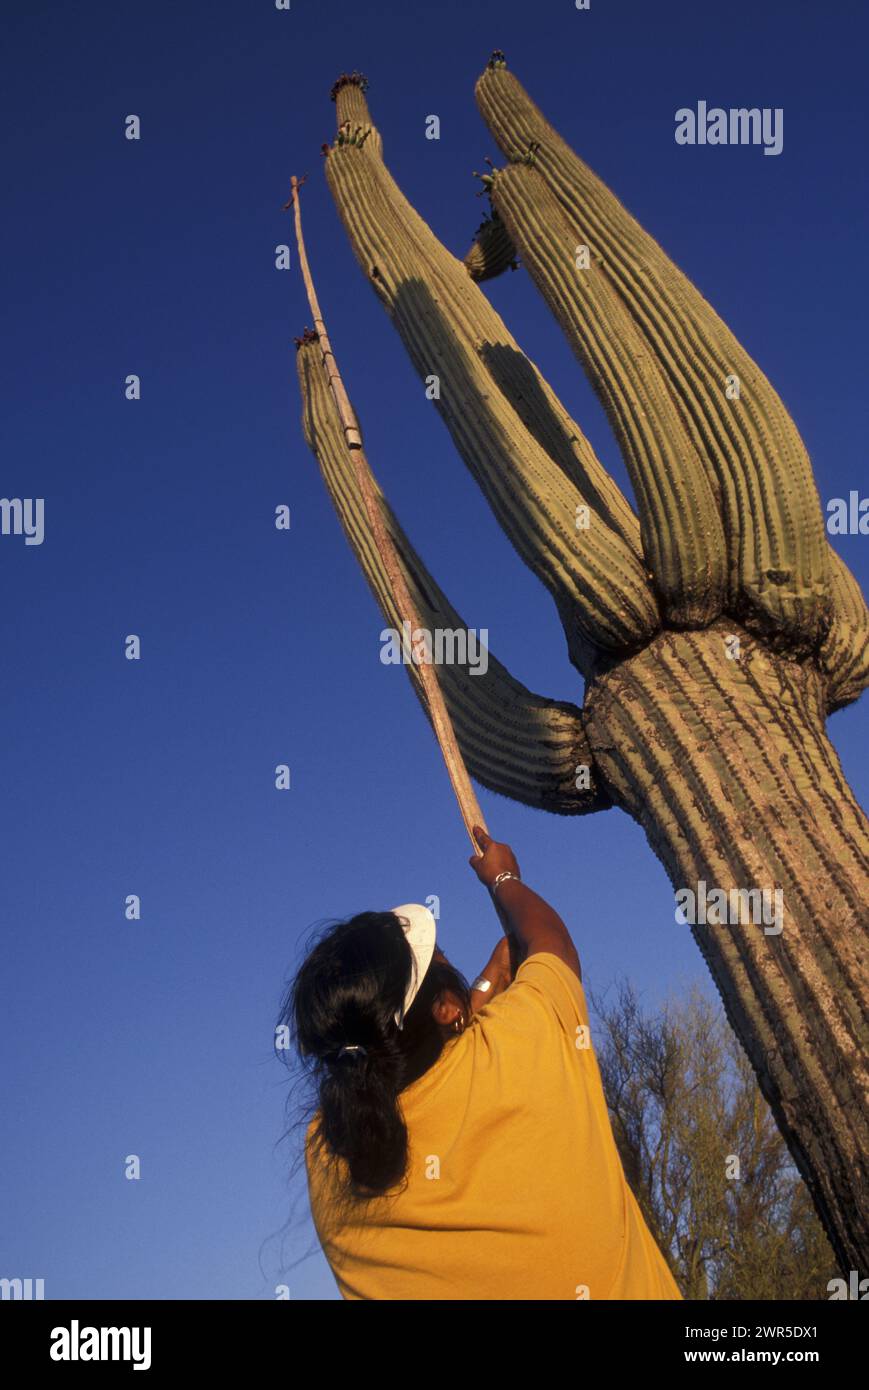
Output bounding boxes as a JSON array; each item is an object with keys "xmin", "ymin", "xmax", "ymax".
[{"xmin": 469, "ymin": 825, "xmax": 490, "ymax": 871}]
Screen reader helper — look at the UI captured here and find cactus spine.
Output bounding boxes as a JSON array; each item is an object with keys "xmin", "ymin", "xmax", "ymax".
[{"xmin": 297, "ymin": 63, "xmax": 869, "ymax": 1272}]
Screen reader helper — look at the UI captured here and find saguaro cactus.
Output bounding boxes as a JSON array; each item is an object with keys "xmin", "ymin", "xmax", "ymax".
[{"xmin": 296, "ymin": 58, "xmax": 869, "ymax": 1272}]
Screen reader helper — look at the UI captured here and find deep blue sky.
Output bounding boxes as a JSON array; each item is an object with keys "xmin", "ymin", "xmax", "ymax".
[{"xmin": 2, "ymin": 1, "xmax": 866, "ymax": 1300}]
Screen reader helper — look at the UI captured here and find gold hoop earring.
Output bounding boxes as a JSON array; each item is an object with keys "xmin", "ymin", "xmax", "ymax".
[{"xmin": 454, "ymin": 1013, "xmax": 465, "ymax": 1034}]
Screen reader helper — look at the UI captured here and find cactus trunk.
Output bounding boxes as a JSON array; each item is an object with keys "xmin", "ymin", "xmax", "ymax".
[{"xmin": 583, "ymin": 624, "xmax": 869, "ymax": 1273}]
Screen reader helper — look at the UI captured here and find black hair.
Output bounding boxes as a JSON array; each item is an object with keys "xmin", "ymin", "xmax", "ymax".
[{"xmin": 276, "ymin": 910, "xmax": 471, "ymax": 1205}]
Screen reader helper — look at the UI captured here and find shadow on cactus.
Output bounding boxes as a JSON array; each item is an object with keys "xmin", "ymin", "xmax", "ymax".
[{"xmin": 295, "ymin": 57, "xmax": 869, "ymax": 1274}]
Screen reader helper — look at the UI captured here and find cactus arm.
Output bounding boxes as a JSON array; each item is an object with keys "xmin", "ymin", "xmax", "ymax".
[
  {"xmin": 331, "ymin": 72, "xmax": 382, "ymax": 155},
  {"xmin": 336, "ymin": 79, "xmax": 642, "ymax": 554},
  {"xmin": 335, "ymin": 81, "xmax": 636, "ymax": 542},
  {"xmin": 822, "ymin": 548, "xmax": 869, "ymax": 711},
  {"xmin": 297, "ymin": 338, "xmax": 605, "ymax": 813},
  {"xmin": 490, "ymin": 159, "xmax": 726, "ymax": 628},
  {"xmin": 476, "ymin": 59, "xmax": 831, "ymax": 653},
  {"xmin": 323, "ymin": 79, "xmax": 660, "ymax": 674},
  {"xmin": 474, "ymin": 331, "xmax": 643, "ymax": 554}
]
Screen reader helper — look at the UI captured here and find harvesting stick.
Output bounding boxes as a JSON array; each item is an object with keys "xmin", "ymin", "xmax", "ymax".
[{"xmin": 286, "ymin": 174, "xmax": 489, "ymax": 859}]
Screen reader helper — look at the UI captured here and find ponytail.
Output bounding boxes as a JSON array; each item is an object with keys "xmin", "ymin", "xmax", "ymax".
[{"xmin": 281, "ymin": 911, "xmax": 470, "ymax": 1199}]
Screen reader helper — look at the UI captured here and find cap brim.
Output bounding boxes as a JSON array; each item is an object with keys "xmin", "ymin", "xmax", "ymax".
[{"xmin": 390, "ymin": 903, "xmax": 437, "ymax": 1027}]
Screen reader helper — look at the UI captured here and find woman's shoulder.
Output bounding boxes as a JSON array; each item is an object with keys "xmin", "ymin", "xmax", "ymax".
[{"xmin": 480, "ymin": 951, "xmax": 590, "ymax": 1039}]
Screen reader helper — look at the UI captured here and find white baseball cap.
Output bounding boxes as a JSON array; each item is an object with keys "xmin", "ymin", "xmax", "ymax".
[{"xmin": 390, "ymin": 902, "xmax": 437, "ymax": 1028}]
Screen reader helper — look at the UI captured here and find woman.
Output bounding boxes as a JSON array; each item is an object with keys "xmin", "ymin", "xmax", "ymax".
[{"xmin": 284, "ymin": 827, "xmax": 682, "ymax": 1301}]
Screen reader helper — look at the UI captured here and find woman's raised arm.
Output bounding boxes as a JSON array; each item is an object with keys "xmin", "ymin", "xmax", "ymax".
[{"xmin": 468, "ymin": 827, "xmax": 582, "ymax": 981}]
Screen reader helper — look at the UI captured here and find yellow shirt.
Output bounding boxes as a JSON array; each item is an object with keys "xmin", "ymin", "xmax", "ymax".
[{"xmin": 306, "ymin": 951, "xmax": 682, "ymax": 1300}]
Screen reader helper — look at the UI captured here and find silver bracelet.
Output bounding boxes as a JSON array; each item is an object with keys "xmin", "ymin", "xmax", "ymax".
[
  {"xmin": 490, "ymin": 871, "xmax": 521, "ymax": 898},
  {"xmin": 471, "ymin": 975, "xmax": 493, "ymax": 993}
]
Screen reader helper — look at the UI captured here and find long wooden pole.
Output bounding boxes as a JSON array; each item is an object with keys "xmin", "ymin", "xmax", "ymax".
[{"xmin": 287, "ymin": 175, "xmax": 488, "ymax": 854}]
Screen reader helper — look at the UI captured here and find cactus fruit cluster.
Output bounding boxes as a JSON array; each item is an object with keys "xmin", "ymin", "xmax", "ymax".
[
  {"xmin": 332, "ymin": 121, "xmax": 372, "ymax": 150},
  {"xmin": 463, "ymin": 210, "xmax": 518, "ymax": 282},
  {"xmin": 295, "ymin": 57, "xmax": 869, "ymax": 1271}
]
